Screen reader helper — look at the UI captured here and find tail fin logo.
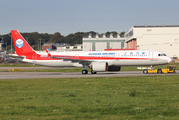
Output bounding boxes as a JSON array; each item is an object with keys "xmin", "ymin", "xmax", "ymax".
[{"xmin": 15, "ymin": 39, "xmax": 24, "ymax": 48}]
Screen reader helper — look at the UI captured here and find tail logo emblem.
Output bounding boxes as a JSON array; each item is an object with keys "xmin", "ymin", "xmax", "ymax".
[{"xmin": 15, "ymin": 39, "xmax": 24, "ymax": 48}]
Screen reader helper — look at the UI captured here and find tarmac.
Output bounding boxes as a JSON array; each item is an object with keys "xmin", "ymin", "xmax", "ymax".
[{"xmin": 0, "ymin": 67, "xmax": 178, "ymax": 80}]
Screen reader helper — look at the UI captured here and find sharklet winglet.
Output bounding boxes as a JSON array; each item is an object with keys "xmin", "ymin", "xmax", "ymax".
[{"xmin": 44, "ymin": 48, "xmax": 52, "ymax": 57}]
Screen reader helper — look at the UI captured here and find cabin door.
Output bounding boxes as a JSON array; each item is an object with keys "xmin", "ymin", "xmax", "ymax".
[
  {"xmin": 75, "ymin": 54, "xmax": 79, "ymax": 59},
  {"xmin": 148, "ymin": 51, "xmax": 153, "ymax": 60}
]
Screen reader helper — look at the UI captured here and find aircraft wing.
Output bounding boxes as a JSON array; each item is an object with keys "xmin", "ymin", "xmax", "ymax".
[
  {"xmin": 44, "ymin": 48, "xmax": 92, "ymax": 64},
  {"xmin": 50, "ymin": 55, "xmax": 92, "ymax": 63}
]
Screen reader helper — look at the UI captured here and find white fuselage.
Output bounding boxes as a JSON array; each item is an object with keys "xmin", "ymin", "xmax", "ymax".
[{"xmin": 21, "ymin": 50, "xmax": 172, "ymax": 67}]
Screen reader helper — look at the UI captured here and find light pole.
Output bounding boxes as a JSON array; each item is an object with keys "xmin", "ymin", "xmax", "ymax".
[
  {"xmin": 38, "ymin": 39, "xmax": 42, "ymax": 51},
  {"xmin": 6, "ymin": 42, "xmax": 7, "ymax": 52},
  {"xmin": 0, "ymin": 37, "xmax": 4, "ymax": 51}
]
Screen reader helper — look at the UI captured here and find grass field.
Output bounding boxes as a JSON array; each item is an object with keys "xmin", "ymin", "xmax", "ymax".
[
  {"xmin": 0, "ymin": 64, "xmax": 39, "ymax": 67},
  {"xmin": 1, "ymin": 75, "xmax": 179, "ymax": 119}
]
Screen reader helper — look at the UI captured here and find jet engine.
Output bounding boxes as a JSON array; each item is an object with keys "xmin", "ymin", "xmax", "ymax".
[{"xmin": 91, "ymin": 62, "xmax": 108, "ymax": 72}]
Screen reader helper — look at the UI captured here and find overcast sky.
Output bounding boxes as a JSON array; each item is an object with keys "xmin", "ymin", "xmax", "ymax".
[{"xmin": 1, "ymin": 0, "xmax": 179, "ymax": 35}]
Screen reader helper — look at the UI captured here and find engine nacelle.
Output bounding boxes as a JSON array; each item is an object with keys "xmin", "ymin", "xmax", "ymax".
[
  {"xmin": 108, "ymin": 66, "xmax": 121, "ymax": 71},
  {"xmin": 92, "ymin": 62, "xmax": 108, "ymax": 72}
]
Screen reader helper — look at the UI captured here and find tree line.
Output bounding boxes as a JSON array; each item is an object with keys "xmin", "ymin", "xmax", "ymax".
[{"xmin": 0, "ymin": 31, "xmax": 125, "ymax": 52}]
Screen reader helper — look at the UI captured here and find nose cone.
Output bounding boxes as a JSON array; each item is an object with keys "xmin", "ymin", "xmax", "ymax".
[{"xmin": 167, "ymin": 57, "xmax": 172, "ymax": 63}]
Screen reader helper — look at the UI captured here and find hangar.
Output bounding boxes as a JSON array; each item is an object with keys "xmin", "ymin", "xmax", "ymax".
[
  {"xmin": 125, "ymin": 25, "xmax": 179, "ymax": 57},
  {"xmin": 83, "ymin": 25, "xmax": 179, "ymax": 57},
  {"xmin": 83, "ymin": 33, "xmax": 126, "ymax": 51}
]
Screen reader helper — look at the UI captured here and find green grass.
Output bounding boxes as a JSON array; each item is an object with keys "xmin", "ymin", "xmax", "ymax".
[
  {"xmin": 1, "ymin": 75, "xmax": 179, "ymax": 119},
  {"xmin": 0, "ymin": 64, "xmax": 39, "ymax": 67}
]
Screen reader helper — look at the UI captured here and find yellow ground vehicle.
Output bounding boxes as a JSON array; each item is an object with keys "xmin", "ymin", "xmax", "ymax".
[{"xmin": 143, "ymin": 65, "xmax": 176, "ymax": 74}]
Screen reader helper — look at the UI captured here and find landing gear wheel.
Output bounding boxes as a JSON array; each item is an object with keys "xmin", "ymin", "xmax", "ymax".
[
  {"xmin": 91, "ymin": 70, "xmax": 97, "ymax": 74},
  {"xmin": 82, "ymin": 70, "xmax": 88, "ymax": 74},
  {"xmin": 157, "ymin": 69, "xmax": 162, "ymax": 74},
  {"xmin": 143, "ymin": 69, "xmax": 148, "ymax": 74}
]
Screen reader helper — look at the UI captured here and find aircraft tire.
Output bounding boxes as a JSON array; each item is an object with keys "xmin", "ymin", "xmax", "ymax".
[
  {"xmin": 91, "ymin": 70, "xmax": 97, "ymax": 74},
  {"xmin": 82, "ymin": 70, "xmax": 88, "ymax": 74}
]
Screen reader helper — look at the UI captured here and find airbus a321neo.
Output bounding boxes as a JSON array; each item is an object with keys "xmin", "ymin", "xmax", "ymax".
[{"xmin": 10, "ymin": 30, "xmax": 172, "ymax": 74}]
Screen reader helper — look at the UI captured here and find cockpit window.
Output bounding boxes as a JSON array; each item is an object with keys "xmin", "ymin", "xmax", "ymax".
[{"xmin": 158, "ymin": 54, "xmax": 166, "ymax": 56}]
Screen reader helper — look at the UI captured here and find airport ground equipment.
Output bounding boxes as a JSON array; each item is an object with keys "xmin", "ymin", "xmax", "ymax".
[{"xmin": 143, "ymin": 65, "xmax": 176, "ymax": 74}]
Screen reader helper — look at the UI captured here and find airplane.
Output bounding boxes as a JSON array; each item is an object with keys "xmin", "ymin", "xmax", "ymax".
[{"xmin": 10, "ymin": 30, "xmax": 172, "ymax": 74}]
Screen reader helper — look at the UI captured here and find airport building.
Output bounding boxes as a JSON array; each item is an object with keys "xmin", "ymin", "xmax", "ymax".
[
  {"xmin": 42, "ymin": 43, "xmax": 83, "ymax": 51},
  {"xmin": 82, "ymin": 25, "xmax": 179, "ymax": 57},
  {"xmin": 83, "ymin": 33, "xmax": 126, "ymax": 51},
  {"xmin": 125, "ymin": 25, "xmax": 179, "ymax": 57},
  {"xmin": 56, "ymin": 44, "xmax": 83, "ymax": 51}
]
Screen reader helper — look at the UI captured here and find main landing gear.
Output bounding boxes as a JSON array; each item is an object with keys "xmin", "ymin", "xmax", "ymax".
[
  {"xmin": 82, "ymin": 63, "xmax": 97, "ymax": 75},
  {"xmin": 81, "ymin": 69, "xmax": 97, "ymax": 75},
  {"xmin": 91, "ymin": 70, "xmax": 97, "ymax": 74},
  {"xmin": 82, "ymin": 70, "xmax": 88, "ymax": 74},
  {"xmin": 82, "ymin": 64, "xmax": 89, "ymax": 75}
]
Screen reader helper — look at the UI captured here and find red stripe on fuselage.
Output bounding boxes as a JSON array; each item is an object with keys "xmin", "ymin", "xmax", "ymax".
[
  {"xmin": 48, "ymin": 55, "xmax": 160, "ymax": 61},
  {"xmin": 24, "ymin": 53, "xmax": 160, "ymax": 61},
  {"xmin": 25, "ymin": 54, "xmax": 159, "ymax": 61}
]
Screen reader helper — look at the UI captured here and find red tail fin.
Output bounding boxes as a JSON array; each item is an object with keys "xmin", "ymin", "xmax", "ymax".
[{"xmin": 11, "ymin": 30, "xmax": 35, "ymax": 57}]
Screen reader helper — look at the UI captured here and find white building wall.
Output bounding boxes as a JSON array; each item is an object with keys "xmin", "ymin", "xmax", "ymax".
[
  {"xmin": 77, "ymin": 46, "xmax": 82, "ymax": 49},
  {"xmin": 110, "ymin": 42, "xmax": 121, "ymax": 49},
  {"xmin": 126, "ymin": 26, "xmax": 179, "ymax": 57},
  {"xmin": 83, "ymin": 33, "xmax": 126, "ymax": 51},
  {"xmin": 83, "ymin": 42, "xmax": 92, "ymax": 51},
  {"xmin": 96, "ymin": 42, "xmax": 106, "ymax": 51},
  {"xmin": 69, "ymin": 46, "xmax": 73, "ymax": 49}
]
